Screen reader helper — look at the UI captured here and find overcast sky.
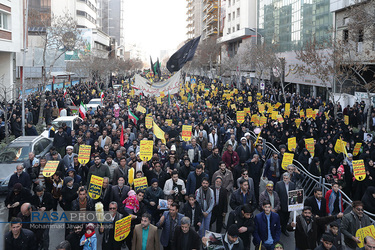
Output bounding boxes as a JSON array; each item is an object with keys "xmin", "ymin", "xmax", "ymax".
[{"xmin": 123, "ymin": 0, "xmax": 187, "ymax": 61}]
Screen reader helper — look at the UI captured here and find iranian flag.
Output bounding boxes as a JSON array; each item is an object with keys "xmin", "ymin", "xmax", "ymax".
[
  {"xmin": 176, "ymin": 101, "xmax": 180, "ymax": 112},
  {"xmin": 128, "ymin": 110, "xmax": 139, "ymax": 125},
  {"xmin": 79, "ymin": 102, "xmax": 87, "ymax": 119},
  {"xmin": 100, "ymin": 90, "xmax": 104, "ymax": 102},
  {"xmin": 63, "ymin": 89, "xmax": 68, "ymax": 98}
]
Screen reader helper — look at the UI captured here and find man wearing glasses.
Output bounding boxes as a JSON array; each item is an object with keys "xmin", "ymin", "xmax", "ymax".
[
  {"xmin": 342, "ymin": 201, "xmax": 372, "ymax": 250},
  {"xmin": 363, "ymin": 236, "xmax": 375, "ymax": 250},
  {"xmin": 99, "ymin": 201, "xmax": 123, "ymax": 250}
]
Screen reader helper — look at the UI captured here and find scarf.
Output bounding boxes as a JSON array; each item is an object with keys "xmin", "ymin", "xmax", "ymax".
[
  {"xmin": 198, "ymin": 187, "xmax": 212, "ymax": 211},
  {"xmin": 270, "ymin": 158, "xmax": 280, "ymax": 178},
  {"xmin": 84, "ymin": 230, "xmax": 95, "ymax": 239},
  {"xmin": 328, "ymin": 190, "xmax": 342, "ymax": 214}
]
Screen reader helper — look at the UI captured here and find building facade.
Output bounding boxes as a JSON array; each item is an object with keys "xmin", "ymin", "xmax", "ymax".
[
  {"xmin": 0, "ymin": 0, "xmax": 23, "ymax": 99},
  {"xmin": 186, "ymin": 0, "xmax": 203, "ymax": 39},
  {"xmin": 202, "ymin": 0, "xmax": 219, "ymax": 40}
]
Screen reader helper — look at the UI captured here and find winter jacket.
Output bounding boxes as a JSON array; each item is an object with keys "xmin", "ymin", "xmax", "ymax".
[
  {"xmin": 222, "ymin": 150, "xmax": 240, "ymax": 171},
  {"xmin": 212, "ymin": 169, "xmax": 234, "ymax": 192},
  {"xmin": 253, "ymin": 211, "xmax": 281, "ymax": 246},
  {"xmin": 71, "ymin": 196, "xmax": 95, "ymax": 211},
  {"xmin": 181, "ymin": 201, "xmax": 203, "ymax": 231},
  {"xmin": 87, "ymin": 164, "xmax": 110, "ymax": 183},
  {"xmin": 341, "ymin": 211, "xmax": 372, "ymax": 249},
  {"xmin": 206, "ymin": 153, "xmax": 221, "ymax": 182},
  {"xmin": 227, "ymin": 209, "xmax": 255, "ymax": 247},
  {"xmin": 186, "ymin": 171, "xmax": 208, "ymax": 195},
  {"xmin": 325, "ymin": 189, "xmax": 344, "ymax": 215},
  {"xmin": 144, "ymin": 186, "xmax": 164, "ymax": 210},
  {"xmin": 4, "ymin": 228, "xmax": 36, "ymax": 250},
  {"xmin": 156, "ymin": 211, "xmax": 184, "ymax": 247},
  {"xmin": 8, "ymin": 172, "xmax": 31, "ymax": 191},
  {"xmin": 230, "ymin": 188, "xmax": 257, "ymax": 212},
  {"xmin": 259, "ymin": 190, "xmax": 281, "ymax": 212}
]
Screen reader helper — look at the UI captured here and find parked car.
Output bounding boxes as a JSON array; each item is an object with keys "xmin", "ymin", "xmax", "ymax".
[
  {"xmin": 0, "ymin": 136, "xmax": 53, "ymax": 193},
  {"xmin": 41, "ymin": 115, "xmax": 83, "ymax": 138},
  {"xmin": 85, "ymin": 98, "xmax": 102, "ymax": 110}
]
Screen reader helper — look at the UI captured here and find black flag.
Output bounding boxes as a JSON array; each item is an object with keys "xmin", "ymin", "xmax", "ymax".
[
  {"xmin": 166, "ymin": 36, "xmax": 201, "ymax": 73},
  {"xmin": 150, "ymin": 56, "xmax": 156, "ymax": 76},
  {"xmin": 156, "ymin": 58, "xmax": 162, "ymax": 78}
]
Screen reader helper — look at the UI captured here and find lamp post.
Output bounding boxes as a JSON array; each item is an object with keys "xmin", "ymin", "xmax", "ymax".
[{"xmin": 21, "ymin": 0, "xmax": 29, "ymax": 136}]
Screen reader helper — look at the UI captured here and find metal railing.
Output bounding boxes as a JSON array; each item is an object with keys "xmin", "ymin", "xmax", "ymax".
[{"xmin": 248, "ymin": 130, "xmax": 375, "ymax": 220}]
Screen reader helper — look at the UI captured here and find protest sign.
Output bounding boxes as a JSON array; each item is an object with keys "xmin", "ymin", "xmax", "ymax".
[
  {"xmin": 140, "ymin": 140, "xmax": 153, "ymax": 161},
  {"xmin": 288, "ymin": 189, "xmax": 304, "ymax": 211},
  {"xmin": 78, "ymin": 145, "xmax": 91, "ymax": 164},
  {"xmin": 182, "ymin": 125, "xmax": 192, "ymax": 141},
  {"xmin": 114, "ymin": 215, "xmax": 132, "ymax": 241},
  {"xmin": 42, "ymin": 161, "xmax": 59, "ymax": 177},
  {"xmin": 355, "ymin": 225, "xmax": 375, "ymax": 248},
  {"xmin": 134, "ymin": 177, "xmax": 148, "ymax": 191},
  {"xmin": 282, "ymin": 153, "xmax": 294, "ymax": 170},
  {"xmin": 353, "ymin": 159, "xmax": 366, "ymax": 181},
  {"xmin": 288, "ymin": 137, "xmax": 296, "ymax": 152},
  {"xmin": 88, "ymin": 175, "xmax": 103, "ymax": 199},
  {"xmin": 237, "ymin": 111, "xmax": 245, "ymax": 124}
]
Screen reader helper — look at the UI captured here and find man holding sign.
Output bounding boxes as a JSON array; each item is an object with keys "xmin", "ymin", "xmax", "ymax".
[{"xmin": 342, "ymin": 201, "xmax": 372, "ymax": 249}]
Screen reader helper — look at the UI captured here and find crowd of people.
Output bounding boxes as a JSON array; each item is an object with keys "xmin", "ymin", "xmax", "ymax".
[{"xmin": 2, "ymin": 74, "xmax": 375, "ymax": 250}]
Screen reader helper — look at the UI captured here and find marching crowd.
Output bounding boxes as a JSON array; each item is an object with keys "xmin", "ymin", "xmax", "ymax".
[{"xmin": 2, "ymin": 75, "xmax": 375, "ymax": 250}]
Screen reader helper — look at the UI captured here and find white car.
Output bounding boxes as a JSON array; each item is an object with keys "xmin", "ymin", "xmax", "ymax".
[
  {"xmin": 41, "ymin": 116, "xmax": 83, "ymax": 137},
  {"xmin": 86, "ymin": 98, "xmax": 103, "ymax": 110}
]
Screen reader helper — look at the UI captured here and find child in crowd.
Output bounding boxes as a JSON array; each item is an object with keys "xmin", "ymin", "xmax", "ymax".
[
  {"xmin": 80, "ymin": 223, "xmax": 97, "ymax": 250},
  {"xmin": 123, "ymin": 190, "xmax": 140, "ymax": 214}
]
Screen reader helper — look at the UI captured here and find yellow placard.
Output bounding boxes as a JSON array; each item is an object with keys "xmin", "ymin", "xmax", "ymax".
[
  {"xmin": 42, "ymin": 161, "xmax": 59, "ymax": 177},
  {"xmin": 260, "ymin": 116, "xmax": 267, "ymax": 126},
  {"xmin": 274, "ymin": 102, "xmax": 281, "ymax": 109},
  {"xmin": 238, "ymin": 97, "xmax": 243, "ymax": 103},
  {"xmin": 128, "ymin": 168, "xmax": 134, "ymax": 185},
  {"xmin": 145, "ymin": 116, "xmax": 153, "ymax": 129},
  {"xmin": 285, "ymin": 103, "xmax": 290, "ymax": 117},
  {"xmin": 206, "ymin": 101, "xmax": 212, "ymax": 108},
  {"xmin": 248, "ymin": 96, "xmax": 252, "ymax": 102},
  {"xmin": 300, "ymin": 110, "xmax": 305, "ymax": 118},
  {"xmin": 166, "ymin": 119, "xmax": 172, "ymax": 126},
  {"xmin": 353, "ymin": 143, "xmax": 362, "ymax": 156},
  {"xmin": 306, "ymin": 108, "xmax": 313, "ymax": 118},
  {"xmin": 254, "ymin": 116, "xmax": 260, "ymax": 126},
  {"xmin": 344, "ymin": 115, "xmax": 349, "ymax": 125},
  {"xmin": 282, "ymin": 153, "xmax": 294, "ymax": 170},
  {"xmin": 134, "ymin": 177, "xmax": 148, "ymax": 191},
  {"xmin": 231, "ymin": 104, "xmax": 236, "ymax": 110},
  {"xmin": 334, "ymin": 139, "xmax": 345, "ymax": 154},
  {"xmin": 272, "ymin": 111, "xmax": 278, "ymax": 120},
  {"xmin": 88, "ymin": 175, "xmax": 103, "ymax": 199},
  {"xmin": 188, "ymin": 102, "xmax": 194, "ymax": 109},
  {"xmin": 126, "ymin": 99, "xmax": 130, "ymax": 106},
  {"xmin": 78, "ymin": 145, "xmax": 92, "ymax": 164},
  {"xmin": 356, "ymin": 225, "xmax": 375, "ymax": 248},
  {"xmin": 276, "ymin": 115, "xmax": 284, "ymax": 123},
  {"xmin": 160, "ymin": 91, "xmax": 165, "ymax": 98},
  {"xmin": 353, "ymin": 159, "xmax": 366, "ymax": 181},
  {"xmin": 295, "ymin": 118, "xmax": 301, "ymax": 128},
  {"xmin": 140, "ymin": 140, "xmax": 153, "ymax": 162},
  {"xmin": 258, "ymin": 103, "xmax": 265, "ymax": 113},
  {"xmin": 153, "ymin": 121, "xmax": 165, "ymax": 144},
  {"xmin": 114, "ymin": 215, "xmax": 132, "ymax": 241},
  {"xmin": 324, "ymin": 111, "xmax": 329, "ymax": 120},
  {"xmin": 244, "ymin": 107, "xmax": 250, "ymax": 114},
  {"xmin": 305, "ymin": 138, "xmax": 315, "ymax": 157},
  {"xmin": 136, "ymin": 105, "xmax": 146, "ymax": 114},
  {"xmin": 157, "ymin": 97, "xmax": 162, "ymax": 104},
  {"xmin": 237, "ymin": 111, "xmax": 245, "ymax": 124},
  {"xmin": 182, "ymin": 125, "xmax": 192, "ymax": 141},
  {"xmin": 288, "ymin": 137, "xmax": 296, "ymax": 151}
]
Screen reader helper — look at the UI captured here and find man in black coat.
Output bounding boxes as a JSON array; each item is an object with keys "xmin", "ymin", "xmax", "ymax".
[
  {"xmin": 275, "ymin": 172, "xmax": 296, "ymax": 236},
  {"xmin": 4, "ymin": 217, "xmax": 36, "ymax": 250},
  {"xmin": 110, "ymin": 176, "xmax": 130, "ymax": 215},
  {"xmin": 53, "ymin": 126, "xmax": 69, "ymax": 157},
  {"xmin": 248, "ymin": 154, "xmax": 263, "ymax": 203},
  {"xmin": 230, "ymin": 178, "xmax": 257, "ymax": 212},
  {"xmin": 71, "ymin": 187, "xmax": 95, "ymax": 211},
  {"xmin": 8, "ymin": 165, "xmax": 31, "ymax": 191},
  {"xmin": 205, "ymin": 147, "xmax": 221, "ymax": 183},
  {"xmin": 227, "ymin": 204, "xmax": 255, "ymax": 249},
  {"xmin": 144, "ymin": 178, "xmax": 165, "ymax": 224},
  {"xmin": 99, "ymin": 201, "xmax": 123, "ymax": 250},
  {"xmin": 172, "ymin": 217, "xmax": 200, "ymax": 250},
  {"xmin": 60, "ymin": 177, "xmax": 79, "ymax": 211},
  {"xmin": 94, "ymin": 176, "xmax": 112, "ymax": 211},
  {"xmin": 30, "ymin": 185, "xmax": 53, "ymax": 211},
  {"xmin": 236, "ymin": 137, "xmax": 252, "ymax": 164},
  {"xmin": 304, "ymin": 187, "xmax": 327, "ymax": 217},
  {"xmin": 182, "ymin": 194, "xmax": 203, "ymax": 232},
  {"xmin": 5, "ymin": 183, "xmax": 32, "ymax": 221},
  {"xmin": 210, "ymin": 176, "xmax": 228, "ymax": 233}
]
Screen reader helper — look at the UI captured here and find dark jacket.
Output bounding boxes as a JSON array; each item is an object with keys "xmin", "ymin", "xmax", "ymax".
[
  {"xmin": 30, "ymin": 192, "xmax": 54, "ymax": 211},
  {"xmin": 172, "ymin": 226, "xmax": 200, "ymax": 250},
  {"xmin": 100, "ymin": 212, "xmax": 123, "ymax": 248},
  {"xmin": 4, "ymin": 228, "xmax": 36, "ymax": 250},
  {"xmin": 227, "ymin": 209, "xmax": 255, "ymax": 247},
  {"xmin": 314, "ymin": 244, "xmax": 337, "ymax": 250},
  {"xmin": 275, "ymin": 180, "xmax": 296, "ymax": 212},
  {"xmin": 304, "ymin": 195, "xmax": 327, "ymax": 217},
  {"xmin": 230, "ymin": 188, "xmax": 257, "ymax": 212},
  {"xmin": 144, "ymin": 168, "xmax": 169, "ymax": 190},
  {"xmin": 236, "ymin": 144, "xmax": 251, "ymax": 164},
  {"xmin": 110, "ymin": 185, "xmax": 130, "ymax": 214},
  {"xmin": 71, "ymin": 196, "xmax": 95, "ymax": 211},
  {"xmin": 4, "ymin": 188, "xmax": 32, "ymax": 220},
  {"xmin": 206, "ymin": 153, "xmax": 221, "ymax": 182},
  {"xmin": 60, "ymin": 183, "xmax": 79, "ymax": 211},
  {"xmin": 181, "ymin": 201, "xmax": 203, "ymax": 231},
  {"xmin": 211, "ymin": 185, "xmax": 228, "ymax": 215},
  {"xmin": 8, "ymin": 172, "xmax": 32, "ymax": 191},
  {"xmin": 287, "ymin": 214, "xmax": 337, "ymax": 249},
  {"xmin": 341, "ymin": 211, "xmax": 372, "ymax": 249},
  {"xmin": 25, "ymin": 125, "xmax": 38, "ymax": 136},
  {"xmin": 87, "ymin": 163, "xmax": 111, "ymax": 183},
  {"xmin": 186, "ymin": 171, "xmax": 208, "ymax": 195},
  {"xmin": 253, "ymin": 211, "xmax": 281, "ymax": 246},
  {"xmin": 53, "ymin": 131, "xmax": 69, "ymax": 148},
  {"xmin": 144, "ymin": 186, "xmax": 164, "ymax": 210}
]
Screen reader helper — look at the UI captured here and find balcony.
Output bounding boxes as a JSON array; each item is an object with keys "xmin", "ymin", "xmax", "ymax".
[{"xmin": 205, "ymin": 15, "xmax": 218, "ymax": 25}]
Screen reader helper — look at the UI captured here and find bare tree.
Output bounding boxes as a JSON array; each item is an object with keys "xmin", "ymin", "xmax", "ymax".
[
  {"xmin": 189, "ymin": 37, "xmax": 221, "ymax": 77},
  {"xmin": 0, "ymin": 75, "xmax": 12, "ymax": 144},
  {"xmin": 29, "ymin": 12, "xmax": 84, "ymax": 125}
]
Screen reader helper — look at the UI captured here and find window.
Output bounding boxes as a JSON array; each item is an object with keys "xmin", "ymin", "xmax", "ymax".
[
  {"xmin": 358, "ymin": 30, "xmax": 364, "ymax": 42},
  {"xmin": 233, "ymin": 12, "xmax": 235, "ymax": 20},
  {"xmin": 228, "ymin": 13, "xmax": 231, "ymax": 21},
  {"xmin": 0, "ymin": 12, "xmax": 9, "ymax": 30},
  {"xmin": 343, "ymin": 30, "xmax": 348, "ymax": 43},
  {"xmin": 232, "ymin": 27, "xmax": 235, "ymax": 32},
  {"xmin": 228, "ymin": 28, "xmax": 231, "ymax": 34},
  {"xmin": 228, "ymin": 0, "xmax": 231, "ymax": 6},
  {"xmin": 237, "ymin": 24, "xmax": 240, "ymax": 30},
  {"xmin": 237, "ymin": 8, "xmax": 240, "ymax": 17}
]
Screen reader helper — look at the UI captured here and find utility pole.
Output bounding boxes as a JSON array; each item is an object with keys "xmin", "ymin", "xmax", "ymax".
[{"xmin": 21, "ymin": 0, "xmax": 29, "ymax": 136}]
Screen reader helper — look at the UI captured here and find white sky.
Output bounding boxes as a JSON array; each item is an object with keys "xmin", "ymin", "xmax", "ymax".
[{"xmin": 123, "ymin": 0, "xmax": 187, "ymax": 61}]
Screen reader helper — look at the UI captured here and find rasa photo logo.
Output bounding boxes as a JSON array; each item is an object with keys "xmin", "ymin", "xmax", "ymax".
[{"xmin": 31, "ymin": 211, "xmax": 115, "ymax": 224}]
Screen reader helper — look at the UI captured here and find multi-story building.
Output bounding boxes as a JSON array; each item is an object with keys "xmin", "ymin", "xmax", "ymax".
[
  {"xmin": 257, "ymin": 0, "xmax": 332, "ymax": 97},
  {"xmin": 202, "ymin": 0, "xmax": 219, "ymax": 40},
  {"xmin": 186, "ymin": 0, "xmax": 203, "ymax": 40},
  {"xmin": 0, "ymin": 0, "xmax": 23, "ymax": 99}
]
